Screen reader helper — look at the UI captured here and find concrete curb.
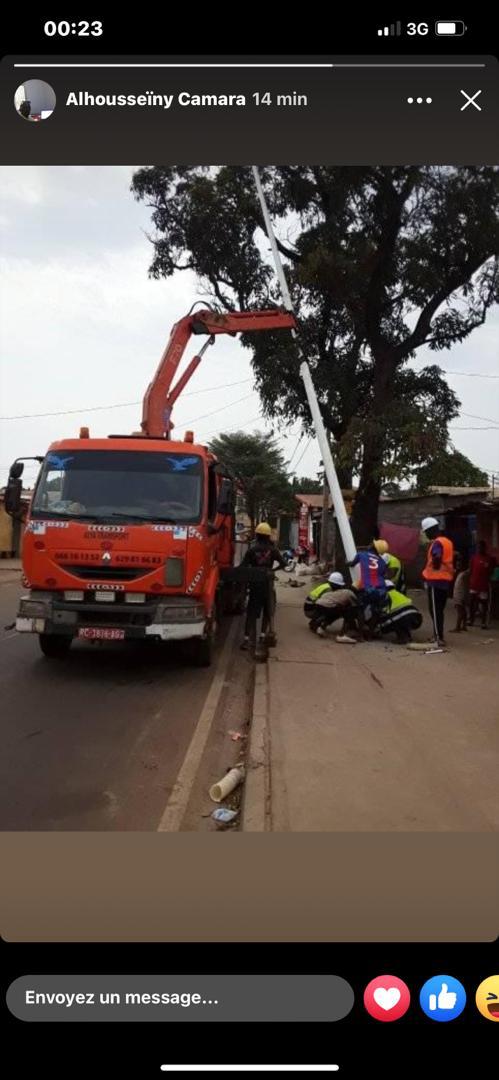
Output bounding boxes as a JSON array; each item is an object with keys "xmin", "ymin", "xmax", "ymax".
[
  {"xmin": 241, "ymin": 662, "xmax": 270, "ymax": 831},
  {"xmin": 0, "ymin": 571, "xmax": 21, "ymax": 586}
]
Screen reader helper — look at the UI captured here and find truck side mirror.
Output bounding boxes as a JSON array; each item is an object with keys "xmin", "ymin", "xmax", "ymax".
[
  {"xmin": 4, "ymin": 461, "xmax": 24, "ymax": 516},
  {"xmin": 216, "ymin": 478, "xmax": 234, "ymax": 517},
  {"xmin": 4, "ymin": 475, "xmax": 22, "ymax": 516}
]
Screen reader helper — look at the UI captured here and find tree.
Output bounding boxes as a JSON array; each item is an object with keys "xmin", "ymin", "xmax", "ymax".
[
  {"xmin": 131, "ymin": 166, "xmax": 499, "ymax": 542},
  {"xmin": 291, "ymin": 475, "xmax": 323, "ymax": 494},
  {"xmin": 208, "ymin": 431, "xmax": 293, "ymax": 531},
  {"xmin": 414, "ymin": 449, "xmax": 489, "ymax": 492}
]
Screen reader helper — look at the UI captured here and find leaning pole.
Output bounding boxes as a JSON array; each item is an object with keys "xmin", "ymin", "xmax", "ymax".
[{"xmin": 251, "ymin": 166, "xmax": 358, "ymax": 580}]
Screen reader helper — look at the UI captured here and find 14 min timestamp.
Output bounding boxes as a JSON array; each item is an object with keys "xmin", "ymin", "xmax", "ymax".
[{"xmin": 252, "ymin": 91, "xmax": 308, "ymax": 106}]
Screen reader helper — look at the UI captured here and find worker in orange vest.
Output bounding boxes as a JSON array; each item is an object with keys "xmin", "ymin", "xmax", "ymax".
[{"xmin": 421, "ymin": 516, "xmax": 455, "ymax": 646}]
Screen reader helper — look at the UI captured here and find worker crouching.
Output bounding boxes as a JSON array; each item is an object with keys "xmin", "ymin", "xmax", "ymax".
[
  {"xmin": 304, "ymin": 571, "xmax": 359, "ymax": 641},
  {"xmin": 377, "ymin": 581, "xmax": 423, "ymax": 644}
]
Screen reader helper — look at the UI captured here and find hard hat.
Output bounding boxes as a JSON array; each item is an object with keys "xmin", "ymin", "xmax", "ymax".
[
  {"xmin": 328, "ymin": 571, "xmax": 345, "ymax": 586},
  {"xmin": 373, "ymin": 539, "xmax": 389, "ymax": 555},
  {"xmin": 421, "ymin": 516, "xmax": 439, "ymax": 532},
  {"xmin": 255, "ymin": 522, "xmax": 272, "ymax": 536}
]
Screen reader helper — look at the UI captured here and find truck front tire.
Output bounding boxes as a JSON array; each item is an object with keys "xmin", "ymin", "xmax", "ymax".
[
  {"xmin": 39, "ymin": 634, "xmax": 72, "ymax": 659},
  {"xmin": 192, "ymin": 634, "xmax": 213, "ymax": 667}
]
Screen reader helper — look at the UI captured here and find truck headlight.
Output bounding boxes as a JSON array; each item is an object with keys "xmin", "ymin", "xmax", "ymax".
[
  {"xmin": 125, "ymin": 593, "xmax": 146, "ymax": 604},
  {"xmin": 18, "ymin": 599, "xmax": 49, "ymax": 618}
]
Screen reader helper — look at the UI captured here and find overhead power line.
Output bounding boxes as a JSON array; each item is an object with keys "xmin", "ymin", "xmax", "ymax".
[
  {"xmin": 446, "ymin": 371, "xmax": 499, "ymax": 378},
  {"xmin": 292, "ymin": 438, "xmax": 312, "ymax": 473},
  {"xmin": 411, "ymin": 362, "xmax": 499, "ymax": 379},
  {"xmin": 0, "ymin": 379, "xmax": 253, "ymax": 421},
  {"xmin": 178, "ymin": 392, "xmax": 257, "ymax": 428},
  {"xmin": 286, "ymin": 431, "xmax": 305, "ymax": 471},
  {"xmin": 460, "ymin": 411, "xmax": 499, "ymax": 426}
]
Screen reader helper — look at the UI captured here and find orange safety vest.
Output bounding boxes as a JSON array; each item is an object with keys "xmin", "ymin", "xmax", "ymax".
[{"xmin": 422, "ymin": 535, "xmax": 454, "ymax": 582}]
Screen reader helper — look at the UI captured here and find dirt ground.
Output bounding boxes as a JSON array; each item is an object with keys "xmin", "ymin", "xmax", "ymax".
[{"xmin": 264, "ymin": 580, "xmax": 499, "ymax": 832}]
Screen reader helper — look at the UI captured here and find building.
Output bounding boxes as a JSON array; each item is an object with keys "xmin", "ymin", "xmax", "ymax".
[
  {"xmin": 0, "ymin": 489, "xmax": 32, "ymax": 557},
  {"xmin": 378, "ymin": 487, "xmax": 499, "ymax": 617},
  {"xmin": 292, "ymin": 491, "xmax": 355, "ymax": 557}
]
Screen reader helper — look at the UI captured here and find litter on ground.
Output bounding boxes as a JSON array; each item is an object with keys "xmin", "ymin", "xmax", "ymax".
[{"xmin": 211, "ymin": 807, "xmax": 239, "ymax": 824}]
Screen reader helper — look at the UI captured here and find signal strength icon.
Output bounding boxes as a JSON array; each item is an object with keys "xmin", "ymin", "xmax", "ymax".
[{"xmin": 377, "ymin": 21, "xmax": 402, "ymax": 36}]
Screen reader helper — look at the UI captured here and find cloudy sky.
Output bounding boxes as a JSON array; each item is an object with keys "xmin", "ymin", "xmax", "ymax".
[{"xmin": 1, "ymin": 166, "xmax": 498, "ymax": 492}]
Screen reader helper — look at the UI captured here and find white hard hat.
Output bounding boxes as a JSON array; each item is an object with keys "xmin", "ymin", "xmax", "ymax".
[
  {"xmin": 382, "ymin": 553, "xmax": 391, "ymax": 564},
  {"xmin": 421, "ymin": 516, "xmax": 439, "ymax": 532},
  {"xmin": 328, "ymin": 571, "xmax": 345, "ymax": 586}
]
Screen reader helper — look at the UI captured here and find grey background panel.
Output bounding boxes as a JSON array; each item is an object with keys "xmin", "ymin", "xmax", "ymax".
[{"xmin": 7, "ymin": 973, "xmax": 354, "ymax": 1022}]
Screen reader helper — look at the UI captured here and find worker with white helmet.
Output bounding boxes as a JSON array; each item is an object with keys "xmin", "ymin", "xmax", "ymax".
[
  {"xmin": 304, "ymin": 570, "xmax": 359, "ymax": 640},
  {"xmin": 421, "ymin": 516, "xmax": 455, "ymax": 646},
  {"xmin": 240, "ymin": 521, "xmax": 286, "ymax": 650}
]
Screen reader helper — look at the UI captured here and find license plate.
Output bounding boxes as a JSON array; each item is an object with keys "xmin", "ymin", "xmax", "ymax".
[{"xmin": 78, "ymin": 627, "xmax": 125, "ymax": 641}]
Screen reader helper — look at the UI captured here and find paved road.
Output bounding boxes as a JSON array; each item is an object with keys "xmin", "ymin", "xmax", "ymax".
[{"xmin": 0, "ymin": 581, "xmax": 237, "ymax": 831}]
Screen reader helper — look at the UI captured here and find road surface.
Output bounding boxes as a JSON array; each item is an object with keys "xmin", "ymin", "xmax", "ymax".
[{"xmin": 0, "ymin": 580, "xmax": 250, "ymax": 830}]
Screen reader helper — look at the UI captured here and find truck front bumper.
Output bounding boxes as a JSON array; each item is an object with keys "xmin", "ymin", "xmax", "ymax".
[{"xmin": 15, "ymin": 593, "xmax": 208, "ymax": 642}]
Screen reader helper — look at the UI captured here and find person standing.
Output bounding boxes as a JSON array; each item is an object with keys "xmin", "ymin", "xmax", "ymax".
[
  {"xmin": 451, "ymin": 556, "xmax": 470, "ymax": 632},
  {"xmin": 421, "ymin": 517, "xmax": 455, "ymax": 646},
  {"xmin": 468, "ymin": 540, "xmax": 496, "ymax": 629},
  {"xmin": 240, "ymin": 522, "xmax": 286, "ymax": 650}
]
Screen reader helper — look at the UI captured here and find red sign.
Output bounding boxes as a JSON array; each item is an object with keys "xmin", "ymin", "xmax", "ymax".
[
  {"xmin": 78, "ymin": 628, "xmax": 125, "ymax": 640},
  {"xmin": 298, "ymin": 504, "xmax": 309, "ymax": 549}
]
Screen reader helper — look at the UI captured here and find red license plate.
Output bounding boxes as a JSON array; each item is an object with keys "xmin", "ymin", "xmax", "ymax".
[{"xmin": 78, "ymin": 627, "xmax": 126, "ymax": 641}]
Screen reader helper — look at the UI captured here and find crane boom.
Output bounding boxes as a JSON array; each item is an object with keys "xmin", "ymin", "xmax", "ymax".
[{"xmin": 141, "ymin": 307, "xmax": 297, "ymax": 437}]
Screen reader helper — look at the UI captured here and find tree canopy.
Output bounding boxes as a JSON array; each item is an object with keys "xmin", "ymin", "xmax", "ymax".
[
  {"xmin": 208, "ymin": 430, "xmax": 292, "ymax": 529},
  {"xmin": 132, "ymin": 165, "xmax": 499, "ymax": 542},
  {"xmin": 413, "ymin": 448, "xmax": 489, "ymax": 492},
  {"xmin": 291, "ymin": 475, "xmax": 323, "ymax": 494}
]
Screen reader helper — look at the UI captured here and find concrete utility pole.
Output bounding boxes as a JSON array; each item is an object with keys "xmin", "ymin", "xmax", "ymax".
[{"xmin": 251, "ymin": 166, "xmax": 359, "ymax": 581}]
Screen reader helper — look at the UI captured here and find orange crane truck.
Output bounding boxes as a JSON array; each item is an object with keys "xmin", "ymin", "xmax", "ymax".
[{"xmin": 5, "ymin": 307, "xmax": 296, "ymax": 665}]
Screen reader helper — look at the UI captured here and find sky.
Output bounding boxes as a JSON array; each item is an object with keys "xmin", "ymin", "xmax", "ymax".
[{"xmin": 1, "ymin": 165, "xmax": 498, "ymax": 492}]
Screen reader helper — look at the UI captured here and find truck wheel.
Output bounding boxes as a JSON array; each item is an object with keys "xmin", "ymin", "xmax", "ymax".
[
  {"xmin": 39, "ymin": 634, "xmax": 72, "ymax": 659},
  {"xmin": 191, "ymin": 632, "xmax": 213, "ymax": 668}
]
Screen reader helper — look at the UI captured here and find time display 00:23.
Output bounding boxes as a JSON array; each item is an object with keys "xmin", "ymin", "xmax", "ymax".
[{"xmin": 44, "ymin": 20, "xmax": 103, "ymax": 37}]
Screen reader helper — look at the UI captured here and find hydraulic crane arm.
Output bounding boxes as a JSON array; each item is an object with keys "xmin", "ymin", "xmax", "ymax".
[{"xmin": 141, "ymin": 307, "xmax": 297, "ymax": 437}]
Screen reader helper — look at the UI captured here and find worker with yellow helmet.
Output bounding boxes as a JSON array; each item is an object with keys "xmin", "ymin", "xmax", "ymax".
[
  {"xmin": 373, "ymin": 538, "xmax": 406, "ymax": 593},
  {"xmin": 240, "ymin": 522, "xmax": 286, "ymax": 650}
]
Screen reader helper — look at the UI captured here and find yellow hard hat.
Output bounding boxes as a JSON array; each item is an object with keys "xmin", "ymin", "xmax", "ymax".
[
  {"xmin": 255, "ymin": 522, "xmax": 272, "ymax": 536},
  {"xmin": 373, "ymin": 539, "xmax": 389, "ymax": 555}
]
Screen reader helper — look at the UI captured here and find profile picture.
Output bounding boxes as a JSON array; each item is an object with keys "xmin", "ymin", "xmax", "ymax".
[{"xmin": 14, "ymin": 80, "xmax": 56, "ymax": 121}]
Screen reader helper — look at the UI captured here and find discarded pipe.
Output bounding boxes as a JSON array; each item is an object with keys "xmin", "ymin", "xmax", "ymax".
[{"xmin": 209, "ymin": 767, "xmax": 245, "ymax": 803}]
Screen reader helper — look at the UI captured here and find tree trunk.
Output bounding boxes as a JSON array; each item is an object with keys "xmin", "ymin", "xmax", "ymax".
[
  {"xmin": 350, "ymin": 352, "xmax": 395, "ymax": 544},
  {"xmin": 335, "ymin": 465, "xmax": 353, "ymax": 490},
  {"xmin": 350, "ymin": 436, "xmax": 383, "ymax": 544}
]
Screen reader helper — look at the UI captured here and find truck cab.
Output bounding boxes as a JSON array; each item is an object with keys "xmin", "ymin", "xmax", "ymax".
[{"xmin": 7, "ymin": 434, "xmax": 237, "ymax": 665}]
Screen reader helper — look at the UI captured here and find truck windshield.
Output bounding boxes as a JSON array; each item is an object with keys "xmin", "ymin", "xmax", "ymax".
[{"xmin": 31, "ymin": 449, "xmax": 204, "ymax": 524}]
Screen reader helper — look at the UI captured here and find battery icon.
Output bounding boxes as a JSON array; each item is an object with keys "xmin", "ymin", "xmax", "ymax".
[{"xmin": 435, "ymin": 20, "xmax": 467, "ymax": 35}]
